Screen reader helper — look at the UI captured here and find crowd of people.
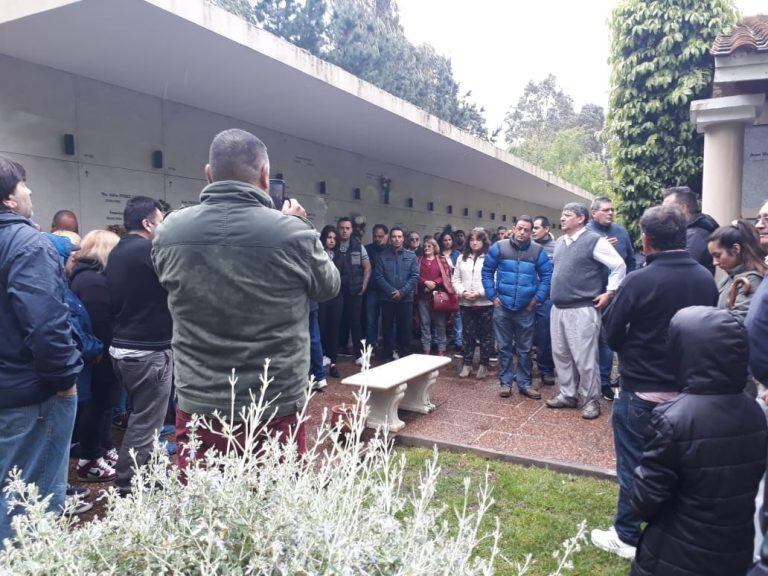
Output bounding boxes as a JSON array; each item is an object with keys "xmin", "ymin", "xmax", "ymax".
[{"xmin": 3, "ymin": 128, "xmax": 768, "ymax": 575}]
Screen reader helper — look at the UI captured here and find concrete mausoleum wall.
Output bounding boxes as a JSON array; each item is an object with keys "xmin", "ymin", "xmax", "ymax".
[{"xmin": 0, "ymin": 53, "xmax": 559, "ymax": 236}]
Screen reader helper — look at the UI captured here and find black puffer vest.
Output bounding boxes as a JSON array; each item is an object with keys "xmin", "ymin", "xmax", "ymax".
[{"xmin": 340, "ymin": 238, "xmax": 364, "ymax": 294}]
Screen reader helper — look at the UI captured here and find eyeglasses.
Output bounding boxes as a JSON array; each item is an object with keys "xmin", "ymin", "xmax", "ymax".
[{"xmin": 755, "ymin": 216, "xmax": 768, "ymax": 226}]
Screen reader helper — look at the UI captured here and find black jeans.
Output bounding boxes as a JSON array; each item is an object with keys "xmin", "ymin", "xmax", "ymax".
[
  {"xmin": 319, "ymin": 294, "xmax": 343, "ymax": 363},
  {"xmin": 75, "ymin": 357, "xmax": 116, "ymax": 460},
  {"xmin": 380, "ymin": 300, "xmax": 413, "ymax": 361},
  {"xmin": 339, "ymin": 291, "xmax": 364, "ymax": 358}
]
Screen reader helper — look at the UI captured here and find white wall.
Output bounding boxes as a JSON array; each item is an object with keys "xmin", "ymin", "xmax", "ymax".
[{"xmin": 0, "ymin": 54, "xmax": 562, "ymax": 237}]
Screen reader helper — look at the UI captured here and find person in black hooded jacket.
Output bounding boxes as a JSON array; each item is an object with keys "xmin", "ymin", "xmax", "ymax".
[
  {"xmin": 631, "ymin": 306, "xmax": 768, "ymax": 576},
  {"xmin": 662, "ymin": 186, "xmax": 719, "ymax": 274}
]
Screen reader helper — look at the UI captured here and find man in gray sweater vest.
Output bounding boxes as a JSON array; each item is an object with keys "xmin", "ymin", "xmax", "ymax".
[{"xmin": 546, "ymin": 203, "xmax": 626, "ymax": 419}]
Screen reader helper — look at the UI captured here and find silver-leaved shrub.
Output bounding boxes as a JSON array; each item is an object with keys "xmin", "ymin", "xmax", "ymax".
[{"xmin": 0, "ymin": 356, "xmax": 502, "ymax": 575}]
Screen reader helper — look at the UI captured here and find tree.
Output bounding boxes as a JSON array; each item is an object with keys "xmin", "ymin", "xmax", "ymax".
[
  {"xmin": 512, "ymin": 128, "xmax": 613, "ymax": 198},
  {"xmin": 503, "ymin": 75, "xmax": 611, "ymax": 196},
  {"xmin": 503, "ymin": 74, "xmax": 576, "ymax": 147},
  {"xmin": 212, "ymin": 0, "xmax": 489, "ymax": 138},
  {"xmin": 606, "ymin": 0, "xmax": 737, "ymax": 238}
]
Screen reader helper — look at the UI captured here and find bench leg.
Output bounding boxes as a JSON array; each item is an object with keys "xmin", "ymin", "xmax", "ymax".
[
  {"xmin": 399, "ymin": 369, "xmax": 438, "ymax": 414},
  {"xmin": 365, "ymin": 383, "xmax": 407, "ymax": 432}
]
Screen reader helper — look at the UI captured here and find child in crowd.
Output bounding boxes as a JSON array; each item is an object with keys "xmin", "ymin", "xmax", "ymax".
[{"xmin": 631, "ymin": 306, "xmax": 767, "ymax": 576}]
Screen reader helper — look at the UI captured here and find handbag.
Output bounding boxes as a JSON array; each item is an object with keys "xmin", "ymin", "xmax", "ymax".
[{"xmin": 431, "ymin": 256, "xmax": 459, "ymax": 313}]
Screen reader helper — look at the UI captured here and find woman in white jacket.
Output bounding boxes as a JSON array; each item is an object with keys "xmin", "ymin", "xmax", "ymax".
[{"xmin": 452, "ymin": 228, "xmax": 494, "ymax": 379}]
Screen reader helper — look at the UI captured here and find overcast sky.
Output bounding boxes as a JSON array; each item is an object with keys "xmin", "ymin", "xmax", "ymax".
[{"xmin": 398, "ymin": 0, "xmax": 766, "ymax": 133}]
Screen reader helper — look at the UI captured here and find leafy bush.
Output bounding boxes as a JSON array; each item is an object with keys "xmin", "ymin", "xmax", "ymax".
[
  {"xmin": 1, "ymin": 361, "xmax": 502, "ymax": 575},
  {"xmin": 1, "ymin": 355, "xmax": 590, "ymax": 574}
]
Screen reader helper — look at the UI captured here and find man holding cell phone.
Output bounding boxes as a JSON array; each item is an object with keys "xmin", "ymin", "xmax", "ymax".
[{"xmin": 152, "ymin": 128, "xmax": 340, "ymax": 469}]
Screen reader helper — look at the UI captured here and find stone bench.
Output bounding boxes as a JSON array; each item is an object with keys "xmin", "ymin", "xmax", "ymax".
[{"xmin": 341, "ymin": 354, "xmax": 451, "ymax": 432}]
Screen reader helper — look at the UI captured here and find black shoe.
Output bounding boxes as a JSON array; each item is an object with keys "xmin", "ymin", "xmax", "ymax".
[
  {"xmin": 499, "ymin": 386, "xmax": 512, "ymax": 398},
  {"xmin": 329, "ymin": 365, "xmax": 340, "ymax": 378},
  {"xmin": 540, "ymin": 374, "xmax": 556, "ymax": 386},
  {"xmin": 601, "ymin": 386, "xmax": 615, "ymax": 401}
]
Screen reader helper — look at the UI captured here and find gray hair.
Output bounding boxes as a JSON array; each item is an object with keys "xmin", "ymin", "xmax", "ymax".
[
  {"xmin": 590, "ymin": 196, "xmax": 612, "ymax": 212},
  {"xmin": 562, "ymin": 202, "xmax": 590, "ymax": 225}
]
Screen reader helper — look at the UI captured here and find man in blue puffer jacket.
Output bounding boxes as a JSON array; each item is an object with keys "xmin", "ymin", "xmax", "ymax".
[
  {"xmin": 482, "ymin": 216, "xmax": 553, "ymax": 399},
  {"xmin": 0, "ymin": 157, "xmax": 82, "ymax": 545}
]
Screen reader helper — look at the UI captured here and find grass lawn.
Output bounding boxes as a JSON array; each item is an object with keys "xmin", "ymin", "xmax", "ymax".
[{"xmin": 398, "ymin": 447, "xmax": 629, "ymax": 575}]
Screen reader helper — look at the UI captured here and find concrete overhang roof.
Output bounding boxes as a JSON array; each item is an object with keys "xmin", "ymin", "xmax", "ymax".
[{"xmin": 0, "ymin": 0, "xmax": 591, "ymax": 208}]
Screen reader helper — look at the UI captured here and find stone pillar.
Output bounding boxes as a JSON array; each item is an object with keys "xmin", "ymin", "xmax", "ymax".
[{"xmin": 690, "ymin": 94, "xmax": 765, "ymax": 226}]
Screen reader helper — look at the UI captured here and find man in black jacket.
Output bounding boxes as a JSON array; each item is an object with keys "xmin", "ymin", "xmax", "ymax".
[
  {"xmin": 337, "ymin": 217, "xmax": 371, "ymax": 363},
  {"xmin": 662, "ymin": 186, "xmax": 718, "ymax": 274},
  {"xmin": 105, "ymin": 196, "xmax": 173, "ymax": 495},
  {"xmin": 591, "ymin": 205, "xmax": 718, "ymax": 559},
  {"xmin": 0, "ymin": 157, "xmax": 82, "ymax": 544},
  {"xmin": 631, "ymin": 307, "xmax": 767, "ymax": 576}
]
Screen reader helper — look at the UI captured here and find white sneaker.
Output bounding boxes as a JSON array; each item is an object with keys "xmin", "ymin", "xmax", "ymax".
[
  {"xmin": 313, "ymin": 379, "xmax": 328, "ymax": 391},
  {"xmin": 459, "ymin": 365, "xmax": 472, "ymax": 378},
  {"xmin": 590, "ymin": 526, "xmax": 636, "ymax": 560},
  {"xmin": 354, "ymin": 357, "xmax": 364, "ymax": 366},
  {"xmin": 323, "ymin": 356, "xmax": 331, "ymax": 367}
]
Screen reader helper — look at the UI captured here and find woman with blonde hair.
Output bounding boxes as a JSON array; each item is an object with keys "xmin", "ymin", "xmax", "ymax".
[{"xmin": 69, "ymin": 229, "xmax": 121, "ymax": 482}]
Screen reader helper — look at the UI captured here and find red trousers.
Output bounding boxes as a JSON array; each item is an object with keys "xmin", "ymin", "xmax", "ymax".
[{"xmin": 175, "ymin": 408, "xmax": 307, "ymax": 473}]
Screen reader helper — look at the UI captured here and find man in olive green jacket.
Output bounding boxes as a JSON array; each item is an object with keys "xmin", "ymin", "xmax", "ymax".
[{"xmin": 152, "ymin": 129, "xmax": 340, "ymax": 465}]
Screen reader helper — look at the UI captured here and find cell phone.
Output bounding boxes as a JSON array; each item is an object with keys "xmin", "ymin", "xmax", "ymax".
[{"xmin": 268, "ymin": 178, "xmax": 286, "ymax": 209}]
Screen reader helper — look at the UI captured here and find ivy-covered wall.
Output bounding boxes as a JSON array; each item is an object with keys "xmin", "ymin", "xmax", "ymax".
[{"xmin": 607, "ymin": 0, "xmax": 738, "ymax": 238}]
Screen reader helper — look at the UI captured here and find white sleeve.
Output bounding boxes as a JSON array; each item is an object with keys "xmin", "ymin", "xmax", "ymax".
[{"xmin": 593, "ymin": 236, "xmax": 626, "ymax": 291}]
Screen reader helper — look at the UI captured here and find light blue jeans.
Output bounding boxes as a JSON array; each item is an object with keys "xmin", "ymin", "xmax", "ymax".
[
  {"xmin": 0, "ymin": 394, "xmax": 77, "ymax": 546},
  {"xmin": 493, "ymin": 306, "xmax": 535, "ymax": 390}
]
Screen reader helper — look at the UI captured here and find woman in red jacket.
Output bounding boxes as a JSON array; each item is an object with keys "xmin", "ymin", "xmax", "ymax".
[{"xmin": 417, "ymin": 238, "xmax": 454, "ymax": 355}]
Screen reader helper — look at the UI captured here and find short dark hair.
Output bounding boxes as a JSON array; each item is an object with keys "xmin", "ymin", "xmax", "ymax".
[
  {"xmin": 664, "ymin": 186, "xmax": 699, "ymax": 216},
  {"xmin": 496, "ymin": 225, "xmax": 507, "ymax": 232},
  {"xmin": 640, "ymin": 205, "xmax": 687, "ymax": 251},
  {"xmin": 372, "ymin": 223, "xmax": 389, "ymax": 234},
  {"xmin": 124, "ymin": 196, "xmax": 162, "ymax": 232},
  {"xmin": 590, "ymin": 196, "xmax": 613, "ymax": 212},
  {"xmin": 51, "ymin": 210, "xmax": 79, "ymax": 233},
  {"xmin": 337, "ymin": 217, "xmax": 353, "ymax": 226},
  {"xmin": 534, "ymin": 215, "xmax": 550, "ymax": 228},
  {"xmin": 516, "ymin": 215, "xmax": 533, "ymax": 227},
  {"xmin": 390, "ymin": 226, "xmax": 404, "ymax": 237},
  {"xmin": 562, "ymin": 203, "xmax": 589, "ymax": 226},
  {"xmin": 0, "ymin": 157, "xmax": 26, "ymax": 202},
  {"xmin": 208, "ymin": 129, "xmax": 269, "ymax": 185}
]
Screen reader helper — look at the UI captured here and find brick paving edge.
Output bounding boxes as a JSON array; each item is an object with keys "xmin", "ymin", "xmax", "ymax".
[{"xmin": 395, "ymin": 433, "xmax": 617, "ymax": 482}]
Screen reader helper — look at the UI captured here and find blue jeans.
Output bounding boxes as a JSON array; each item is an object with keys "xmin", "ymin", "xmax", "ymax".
[
  {"xmin": 599, "ymin": 327, "xmax": 613, "ymax": 388},
  {"xmin": 309, "ymin": 309, "xmax": 325, "ymax": 382},
  {"xmin": 493, "ymin": 306, "xmax": 535, "ymax": 390},
  {"xmin": 0, "ymin": 394, "xmax": 77, "ymax": 545},
  {"xmin": 454, "ymin": 309, "xmax": 463, "ymax": 348},
  {"xmin": 535, "ymin": 299, "xmax": 555, "ymax": 377},
  {"xmin": 612, "ymin": 391, "xmax": 656, "ymax": 546}
]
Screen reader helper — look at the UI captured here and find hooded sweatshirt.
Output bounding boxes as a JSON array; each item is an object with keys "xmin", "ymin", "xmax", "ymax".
[
  {"xmin": 686, "ymin": 213, "xmax": 719, "ymax": 275},
  {"xmin": 631, "ymin": 307, "xmax": 767, "ymax": 576},
  {"xmin": 0, "ymin": 210, "xmax": 82, "ymax": 408}
]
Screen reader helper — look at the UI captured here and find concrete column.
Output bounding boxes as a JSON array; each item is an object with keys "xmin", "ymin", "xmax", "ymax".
[
  {"xmin": 691, "ymin": 94, "xmax": 765, "ymax": 225},
  {"xmin": 701, "ymin": 122, "xmax": 746, "ymax": 226}
]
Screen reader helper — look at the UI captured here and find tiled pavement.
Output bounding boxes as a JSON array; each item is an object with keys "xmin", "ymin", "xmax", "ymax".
[{"xmin": 307, "ymin": 356, "xmax": 617, "ymax": 477}]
